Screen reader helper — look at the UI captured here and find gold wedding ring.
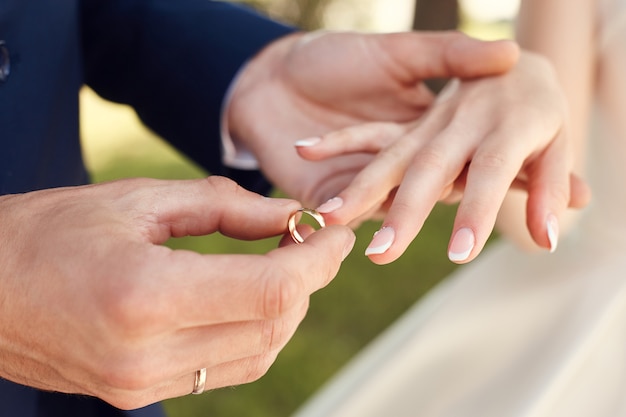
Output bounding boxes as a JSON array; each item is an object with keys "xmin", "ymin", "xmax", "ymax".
[
  {"xmin": 288, "ymin": 208, "xmax": 326, "ymax": 244},
  {"xmin": 191, "ymin": 368, "xmax": 206, "ymax": 395}
]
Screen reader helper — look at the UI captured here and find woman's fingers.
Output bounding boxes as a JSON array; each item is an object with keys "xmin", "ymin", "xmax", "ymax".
[
  {"xmin": 295, "ymin": 122, "xmax": 418, "ymax": 226},
  {"xmin": 292, "ymin": 57, "xmax": 591, "ymax": 264},
  {"xmin": 567, "ymin": 173, "xmax": 592, "ymax": 208},
  {"xmin": 300, "ymin": 121, "xmax": 582, "ymax": 264},
  {"xmin": 363, "ymin": 121, "xmax": 480, "ymax": 264},
  {"xmin": 295, "ymin": 122, "xmax": 412, "ymax": 160},
  {"xmin": 445, "ymin": 131, "xmax": 536, "ymax": 263},
  {"xmin": 523, "ymin": 133, "xmax": 573, "ymax": 251}
]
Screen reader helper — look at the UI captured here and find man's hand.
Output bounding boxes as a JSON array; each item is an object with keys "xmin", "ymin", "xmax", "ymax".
[
  {"xmin": 227, "ymin": 30, "xmax": 519, "ymax": 207},
  {"xmin": 0, "ymin": 177, "xmax": 355, "ymax": 409}
]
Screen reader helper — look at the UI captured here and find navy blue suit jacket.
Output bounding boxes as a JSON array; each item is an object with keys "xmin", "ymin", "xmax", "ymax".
[{"xmin": 0, "ymin": 0, "xmax": 293, "ymax": 415}]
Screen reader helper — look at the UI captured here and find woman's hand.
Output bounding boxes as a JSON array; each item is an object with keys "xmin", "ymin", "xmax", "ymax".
[
  {"xmin": 296, "ymin": 51, "xmax": 591, "ymax": 264},
  {"xmin": 227, "ymin": 30, "xmax": 519, "ymax": 208}
]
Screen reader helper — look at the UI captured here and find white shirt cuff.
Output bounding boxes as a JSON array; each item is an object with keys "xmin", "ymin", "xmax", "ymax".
[{"xmin": 220, "ymin": 62, "xmax": 260, "ymax": 170}]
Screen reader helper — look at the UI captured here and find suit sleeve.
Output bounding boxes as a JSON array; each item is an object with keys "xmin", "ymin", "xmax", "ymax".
[{"xmin": 80, "ymin": 0, "xmax": 295, "ymax": 193}]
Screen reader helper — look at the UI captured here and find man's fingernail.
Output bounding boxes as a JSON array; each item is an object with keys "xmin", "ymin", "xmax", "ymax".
[
  {"xmin": 295, "ymin": 137, "xmax": 321, "ymax": 147},
  {"xmin": 263, "ymin": 197, "xmax": 298, "ymax": 207},
  {"xmin": 448, "ymin": 227, "xmax": 475, "ymax": 262},
  {"xmin": 317, "ymin": 197, "xmax": 343, "ymax": 214},
  {"xmin": 365, "ymin": 227, "xmax": 395, "ymax": 256},
  {"xmin": 342, "ymin": 232, "xmax": 356, "ymax": 261}
]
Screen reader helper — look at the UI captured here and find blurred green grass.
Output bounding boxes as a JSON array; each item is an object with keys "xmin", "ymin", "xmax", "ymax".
[{"xmin": 80, "ymin": 89, "xmax": 462, "ymax": 416}]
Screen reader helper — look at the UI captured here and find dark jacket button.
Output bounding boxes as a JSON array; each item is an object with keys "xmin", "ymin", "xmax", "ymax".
[{"xmin": 0, "ymin": 41, "xmax": 10, "ymax": 82}]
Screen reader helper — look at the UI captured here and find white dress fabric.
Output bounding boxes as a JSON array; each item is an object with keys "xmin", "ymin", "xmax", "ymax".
[{"xmin": 294, "ymin": 2, "xmax": 626, "ymax": 416}]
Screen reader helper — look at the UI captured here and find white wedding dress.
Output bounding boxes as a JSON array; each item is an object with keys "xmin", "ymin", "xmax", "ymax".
[{"xmin": 294, "ymin": 1, "xmax": 626, "ymax": 416}]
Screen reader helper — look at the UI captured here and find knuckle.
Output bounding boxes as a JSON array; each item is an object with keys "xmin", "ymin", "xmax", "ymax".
[
  {"xmin": 98, "ymin": 354, "xmax": 155, "ymax": 393},
  {"xmin": 330, "ymin": 128, "xmax": 358, "ymax": 144},
  {"xmin": 385, "ymin": 140, "xmax": 415, "ymax": 163},
  {"xmin": 385, "ymin": 198, "xmax": 415, "ymax": 219},
  {"xmin": 544, "ymin": 181, "xmax": 571, "ymax": 207},
  {"xmin": 204, "ymin": 176, "xmax": 253, "ymax": 209},
  {"xmin": 260, "ymin": 320, "xmax": 284, "ymax": 353},
  {"xmin": 412, "ymin": 146, "xmax": 448, "ymax": 172},
  {"xmin": 260, "ymin": 305, "xmax": 306, "ymax": 353},
  {"xmin": 244, "ymin": 354, "xmax": 276, "ymax": 384},
  {"xmin": 100, "ymin": 294, "xmax": 144, "ymax": 336},
  {"xmin": 98, "ymin": 280, "xmax": 162, "ymax": 341},
  {"xmin": 471, "ymin": 151, "xmax": 511, "ymax": 172},
  {"xmin": 327, "ymin": 123, "xmax": 397, "ymax": 150},
  {"xmin": 460, "ymin": 198, "xmax": 493, "ymax": 219},
  {"xmin": 205, "ymin": 175, "xmax": 239, "ymax": 195},
  {"xmin": 260, "ymin": 264, "xmax": 304, "ymax": 320}
]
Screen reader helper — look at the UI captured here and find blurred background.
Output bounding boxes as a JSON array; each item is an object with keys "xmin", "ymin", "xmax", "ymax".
[{"xmin": 80, "ymin": 0, "xmax": 518, "ymax": 415}]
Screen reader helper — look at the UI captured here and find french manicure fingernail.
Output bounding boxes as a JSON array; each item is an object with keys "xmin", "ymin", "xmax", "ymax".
[
  {"xmin": 317, "ymin": 197, "xmax": 343, "ymax": 214},
  {"xmin": 295, "ymin": 137, "xmax": 321, "ymax": 147},
  {"xmin": 365, "ymin": 227, "xmax": 395, "ymax": 256},
  {"xmin": 546, "ymin": 213, "xmax": 559, "ymax": 253},
  {"xmin": 448, "ymin": 227, "xmax": 475, "ymax": 262}
]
